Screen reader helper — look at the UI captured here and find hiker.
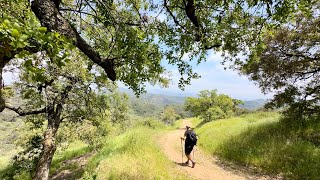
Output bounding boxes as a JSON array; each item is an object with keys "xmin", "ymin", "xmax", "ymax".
[{"xmin": 181, "ymin": 126, "xmax": 198, "ymax": 168}]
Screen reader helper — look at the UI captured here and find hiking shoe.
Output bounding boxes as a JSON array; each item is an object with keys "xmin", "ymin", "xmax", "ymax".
[{"xmin": 192, "ymin": 162, "xmax": 196, "ymax": 168}]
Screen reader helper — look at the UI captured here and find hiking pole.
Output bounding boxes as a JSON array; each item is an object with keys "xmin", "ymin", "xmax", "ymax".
[
  {"xmin": 181, "ymin": 138, "xmax": 183, "ymax": 163},
  {"xmin": 193, "ymin": 146, "xmax": 195, "ymax": 162}
]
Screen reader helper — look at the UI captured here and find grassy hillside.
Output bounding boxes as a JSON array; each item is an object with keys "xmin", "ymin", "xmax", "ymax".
[
  {"xmin": 192, "ymin": 112, "xmax": 320, "ymax": 179},
  {"xmin": 0, "ymin": 109, "xmax": 24, "ymax": 172},
  {"xmin": 84, "ymin": 126, "xmax": 190, "ymax": 180}
]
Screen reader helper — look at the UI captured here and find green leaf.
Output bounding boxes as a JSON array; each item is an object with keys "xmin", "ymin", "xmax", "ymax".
[
  {"xmin": 11, "ymin": 29, "xmax": 20, "ymax": 38},
  {"xmin": 24, "ymin": 59, "xmax": 33, "ymax": 67},
  {"xmin": 38, "ymin": 27, "xmax": 47, "ymax": 33}
]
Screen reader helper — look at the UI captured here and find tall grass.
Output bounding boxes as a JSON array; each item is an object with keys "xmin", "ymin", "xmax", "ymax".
[
  {"xmin": 193, "ymin": 111, "xmax": 320, "ymax": 179},
  {"xmin": 192, "ymin": 112, "xmax": 280, "ymax": 154},
  {"xmin": 50, "ymin": 141, "xmax": 91, "ymax": 175},
  {"xmin": 84, "ymin": 126, "xmax": 190, "ymax": 180},
  {"xmin": 0, "ymin": 141, "xmax": 91, "ymax": 180}
]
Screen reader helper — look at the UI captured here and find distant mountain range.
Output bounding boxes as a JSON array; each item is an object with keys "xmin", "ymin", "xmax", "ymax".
[
  {"xmin": 238, "ymin": 99, "xmax": 267, "ymax": 110},
  {"xmin": 120, "ymin": 88, "xmax": 267, "ymax": 110}
]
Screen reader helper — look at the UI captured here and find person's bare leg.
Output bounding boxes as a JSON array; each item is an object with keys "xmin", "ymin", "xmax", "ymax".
[
  {"xmin": 187, "ymin": 153, "xmax": 196, "ymax": 168},
  {"xmin": 185, "ymin": 153, "xmax": 189, "ymax": 164}
]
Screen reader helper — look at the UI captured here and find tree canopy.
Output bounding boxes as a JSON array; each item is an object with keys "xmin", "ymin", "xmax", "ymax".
[
  {"xmin": 241, "ymin": 8, "xmax": 320, "ymax": 119},
  {"xmin": 0, "ymin": 0, "xmax": 319, "ymax": 179},
  {"xmin": 185, "ymin": 90, "xmax": 242, "ymax": 122},
  {"xmin": 1, "ymin": 0, "xmax": 316, "ymax": 101}
]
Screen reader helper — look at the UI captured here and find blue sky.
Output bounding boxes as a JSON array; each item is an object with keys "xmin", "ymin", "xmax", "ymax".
[
  {"xmin": 122, "ymin": 51, "xmax": 274, "ymax": 100},
  {"xmin": 3, "ymin": 53, "xmax": 273, "ymax": 101}
]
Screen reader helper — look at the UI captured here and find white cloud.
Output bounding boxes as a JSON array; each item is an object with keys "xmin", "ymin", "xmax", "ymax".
[
  {"xmin": 141, "ymin": 52, "xmax": 273, "ymax": 100},
  {"xmin": 206, "ymin": 51, "xmax": 223, "ymax": 62}
]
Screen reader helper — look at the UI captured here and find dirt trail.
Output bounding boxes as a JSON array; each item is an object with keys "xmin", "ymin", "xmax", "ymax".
[{"xmin": 158, "ymin": 119, "xmax": 269, "ymax": 180}]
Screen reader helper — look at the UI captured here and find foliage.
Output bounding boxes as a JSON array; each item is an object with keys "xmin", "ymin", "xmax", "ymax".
[
  {"xmin": 0, "ymin": 0, "xmax": 73, "ymax": 69},
  {"xmin": 240, "ymin": 8, "xmax": 320, "ymax": 119},
  {"xmin": 0, "ymin": 135, "xmax": 42, "ymax": 179},
  {"xmin": 2, "ymin": 0, "xmax": 315, "ymax": 97},
  {"xmin": 161, "ymin": 106, "xmax": 181, "ymax": 125},
  {"xmin": 4, "ymin": 48, "xmax": 129, "ymax": 177},
  {"xmin": 170, "ymin": 104, "xmax": 193, "ymax": 119},
  {"xmin": 185, "ymin": 90, "xmax": 242, "ymax": 122}
]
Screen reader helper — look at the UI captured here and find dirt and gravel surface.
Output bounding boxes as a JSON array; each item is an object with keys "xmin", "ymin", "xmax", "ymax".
[{"xmin": 158, "ymin": 119, "xmax": 271, "ymax": 180}]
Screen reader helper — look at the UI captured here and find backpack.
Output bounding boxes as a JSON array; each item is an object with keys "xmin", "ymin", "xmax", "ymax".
[{"xmin": 188, "ymin": 130, "xmax": 198, "ymax": 145}]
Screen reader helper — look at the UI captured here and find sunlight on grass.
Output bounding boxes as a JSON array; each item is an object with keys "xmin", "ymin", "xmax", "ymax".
[
  {"xmin": 171, "ymin": 119, "xmax": 185, "ymax": 129},
  {"xmin": 193, "ymin": 111, "xmax": 320, "ymax": 178},
  {"xmin": 84, "ymin": 127, "xmax": 190, "ymax": 180},
  {"xmin": 193, "ymin": 112, "xmax": 280, "ymax": 155},
  {"xmin": 50, "ymin": 141, "xmax": 91, "ymax": 174}
]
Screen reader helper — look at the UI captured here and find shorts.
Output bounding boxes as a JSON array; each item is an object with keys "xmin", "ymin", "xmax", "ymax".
[{"xmin": 185, "ymin": 142, "xmax": 194, "ymax": 155}]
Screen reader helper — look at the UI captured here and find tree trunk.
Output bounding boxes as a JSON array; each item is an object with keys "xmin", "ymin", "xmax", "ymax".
[
  {"xmin": 33, "ymin": 111, "xmax": 61, "ymax": 180},
  {"xmin": 33, "ymin": 85, "xmax": 71, "ymax": 180},
  {"xmin": 33, "ymin": 125, "xmax": 57, "ymax": 180},
  {"xmin": 0, "ymin": 59, "xmax": 9, "ymax": 112},
  {"xmin": 0, "ymin": 65, "xmax": 5, "ymax": 112}
]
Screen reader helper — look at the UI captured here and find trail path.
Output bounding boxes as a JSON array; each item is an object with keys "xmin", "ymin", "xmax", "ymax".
[{"xmin": 158, "ymin": 119, "xmax": 270, "ymax": 180}]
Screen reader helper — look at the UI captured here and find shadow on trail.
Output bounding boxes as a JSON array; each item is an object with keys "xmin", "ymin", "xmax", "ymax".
[{"xmin": 174, "ymin": 162, "xmax": 190, "ymax": 167}]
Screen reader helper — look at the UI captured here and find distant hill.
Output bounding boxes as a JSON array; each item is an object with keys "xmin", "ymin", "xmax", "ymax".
[
  {"xmin": 124, "ymin": 91, "xmax": 186, "ymax": 117},
  {"xmin": 119, "ymin": 88, "xmax": 186, "ymax": 105},
  {"xmin": 129, "ymin": 93, "xmax": 186, "ymax": 106},
  {"xmin": 120, "ymin": 88, "xmax": 267, "ymax": 115},
  {"xmin": 239, "ymin": 99, "xmax": 267, "ymax": 110}
]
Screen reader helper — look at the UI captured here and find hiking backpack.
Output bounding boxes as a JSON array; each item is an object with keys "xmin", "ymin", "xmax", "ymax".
[{"xmin": 188, "ymin": 130, "xmax": 198, "ymax": 145}]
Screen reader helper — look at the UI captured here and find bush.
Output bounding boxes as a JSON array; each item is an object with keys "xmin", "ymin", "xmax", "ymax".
[{"xmin": 203, "ymin": 107, "xmax": 226, "ymax": 122}]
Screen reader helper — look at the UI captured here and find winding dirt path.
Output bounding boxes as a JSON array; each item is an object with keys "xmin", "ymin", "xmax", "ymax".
[{"xmin": 158, "ymin": 119, "xmax": 270, "ymax": 180}]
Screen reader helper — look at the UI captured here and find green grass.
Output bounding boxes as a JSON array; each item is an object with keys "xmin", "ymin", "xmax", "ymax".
[
  {"xmin": 192, "ymin": 111, "xmax": 320, "ymax": 179},
  {"xmin": 171, "ymin": 118, "xmax": 185, "ymax": 129},
  {"xmin": 84, "ymin": 126, "xmax": 190, "ymax": 180},
  {"xmin": 50, "ymin": 141, "xmax": 92, "ymax": 175},
  {"xmin": 0, "ymin": 141, "xmax": 91, "ymax": 180},
  {"xmin": 0, "ymin": 119, "xmax": 24, "ymax": 173}
]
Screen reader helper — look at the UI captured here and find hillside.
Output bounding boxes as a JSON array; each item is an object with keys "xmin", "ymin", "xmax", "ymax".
[
  {"xmin": 124, "ymin": 90, "xmax": 267, "ymax": 116},
  {"xmin": 191, "ymin": 112, "xmax": 320, "ymax": 179},
  {"xmin": 125, "ymin": 91, "xmax": 187, "ymax": 117},
  {"xmin": 239, "ymin": 99, "xmax": 267, "ymax": 110}
]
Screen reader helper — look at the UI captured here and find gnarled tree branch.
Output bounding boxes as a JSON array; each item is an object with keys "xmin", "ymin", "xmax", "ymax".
[
  {"xmin": 31, "ymin": 0, "xmax": 116, "ymax": 81},
  {"xmin": 5, "ymin": 103, "xmax": 47, "ymax": 116}
]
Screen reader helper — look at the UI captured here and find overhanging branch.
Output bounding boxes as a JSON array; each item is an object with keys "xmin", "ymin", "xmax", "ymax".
[
  {"xmin": 164, "ymin": 0, "xmax": 185, "ymax": 29},
  {"xmin": 31, "ymin": 0, "xmax": 116, "ymax": 81},
  {"xmin": 5, "ymin": 103, "xmax": 46, "ymax": 116}
]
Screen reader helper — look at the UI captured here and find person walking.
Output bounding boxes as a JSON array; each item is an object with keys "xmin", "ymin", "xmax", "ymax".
[{"xmin": 181, "ymin": 126, "xmax": 198, "ymax": 168}]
